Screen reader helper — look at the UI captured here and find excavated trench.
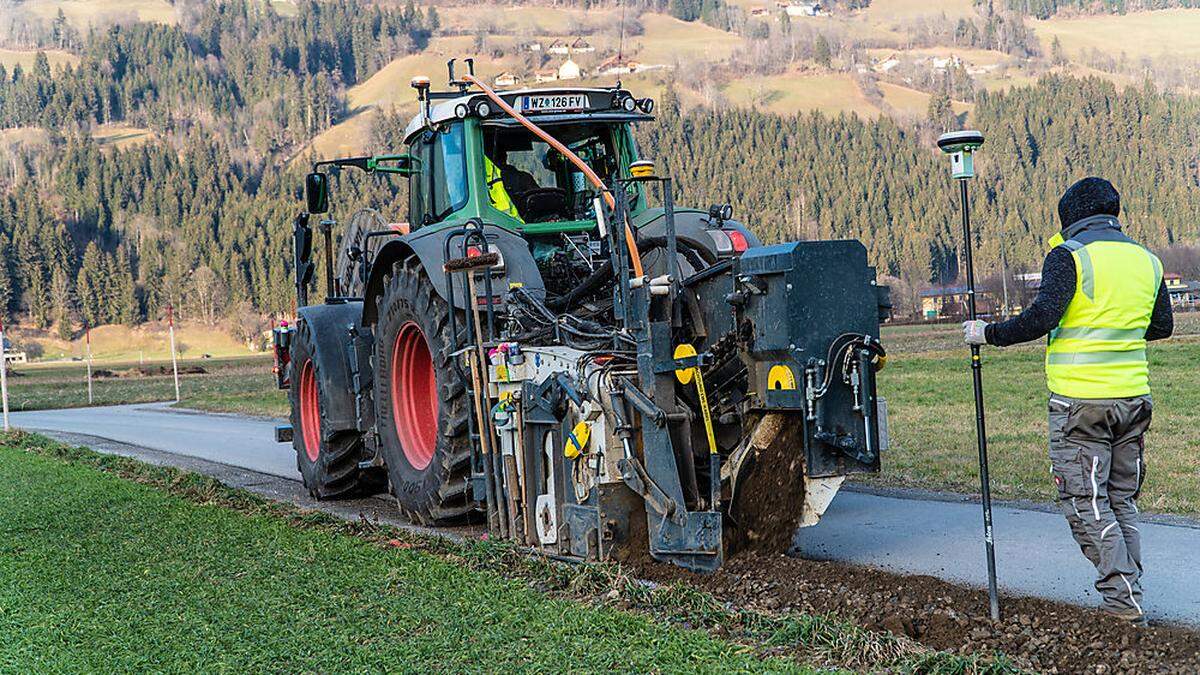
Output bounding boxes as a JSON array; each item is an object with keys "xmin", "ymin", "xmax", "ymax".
[{"xmin": 638, "ymin": 536, "xmax": 1200, "ymax": 674}]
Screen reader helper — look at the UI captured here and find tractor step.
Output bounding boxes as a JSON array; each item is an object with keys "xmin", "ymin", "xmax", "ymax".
[{"xmin": 274, "ymin": 425, "xmax": 293, "ymax": 443}]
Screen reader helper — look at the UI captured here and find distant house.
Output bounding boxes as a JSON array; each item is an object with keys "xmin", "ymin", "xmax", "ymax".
[
  {"xmin": 534, "ymin": 69, "xmax": 558, "ymax": 83},
  {"xmin": 570, "ymin": 37, "xmax": 595, "ymax": 54},
  {"xmin": 2, "ymin": 337, "xmax": 27, "ymax": 365},
  {"xmin": 494, "ymin": 71, "xmax": 520, "ymax": 87},
  {"xmin": 547, "ymin": 40, "xmax": 569, "ymax": 55},
  {"xmin": 524, "ymin": 41, "xmax": 542, "ymax": 53},
  {"xmin": 874, "ymin": 54, "xmax": 901, "ymax": 73},
  {"xmin": 1166, "ymin": 273, "xmax": 1200, "ymax": 311},
  {"xmin": 598, "ymin": 56, "xmax": 640, "ymax": 76},
  {"xmin": 930, "ymin": 55, "xmax": 962, "ymax": 70},
  {"xmin": 785, "ymin": 2, "xmax": 820, "ymax": 16},
  {"xmin": 919, "ymin": 286, "xmax": 999, "ymax": 320},
  {"xmin": 557, "ymin": 58, "xmax": 582, "ymax": 81},
  {"xmin": 750, "ymin": 6, "xmax": 769, "ymax": 15}
]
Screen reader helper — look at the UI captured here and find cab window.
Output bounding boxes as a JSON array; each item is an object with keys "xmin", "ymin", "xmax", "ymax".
[
  {"xmin": 408, "ymin": 124, "xmax": 468, "ymax": 227},
  {"xmin": 482, "ymin": 123, "xmax": 623, "ymax": 223}
]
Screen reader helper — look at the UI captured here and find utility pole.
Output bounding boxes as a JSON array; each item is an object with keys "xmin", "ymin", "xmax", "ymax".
[
  {"xmin": 167, "ymin": 305, "xmax": 180, "ymax": 403},
  {"xmin": 85, "ymin": 327, "xmax": 93, "ymax": 405},
  {"xmin": 1001, "ymin": 249, "xmax": 1011, "ymax": 318}
]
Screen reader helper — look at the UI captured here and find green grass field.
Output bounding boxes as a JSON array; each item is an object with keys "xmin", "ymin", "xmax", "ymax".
[
  {"xmin": 0, "ymin": 438, "xmax": 797, "ymax": 672},
  {"xmin": 878, "ymin": 316, "xmax": 1200, "ymax": 517},
  {"xmin": 0, "ymin": 433, "xmax": 1005, "ymax": 672},
  {"xmin": 5, "ymin": 355, "xmax": 285, "ymax": 418}
]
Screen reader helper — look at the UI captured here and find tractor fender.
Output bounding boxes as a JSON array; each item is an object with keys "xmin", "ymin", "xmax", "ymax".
[
  {"xmin": 296, "ymin": 301, "xmax": 362, "ymax": 434},
  {"xmin": 361, "ymin": 223, "xmax": 545, "ymax": 326},
  {"xmin": 636, "ymin": 209, "xmax": 762, "ymax": 260}
]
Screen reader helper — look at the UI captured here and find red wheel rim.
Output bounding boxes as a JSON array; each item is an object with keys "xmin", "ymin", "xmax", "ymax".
[
  {"xmin": 299, "ymin": 359, "xmax": 321, "ymax": 462},
  {"xmin": 391, "ymin": 322, "xmax": 438, "ymax": 470}
]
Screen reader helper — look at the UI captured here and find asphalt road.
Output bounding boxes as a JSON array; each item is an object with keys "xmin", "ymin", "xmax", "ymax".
[{"xmin": 12, "ymin": 402, "xmax": 1200, "ymax": 626}]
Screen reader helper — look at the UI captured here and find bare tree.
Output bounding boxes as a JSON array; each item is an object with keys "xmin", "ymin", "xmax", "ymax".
[
  {"xmin": 188, "ymin": 265, "xmax": 226, "ymax": 326},
  {"xmin": 226, "ymin": 300, "xmax": 269, "ymax": 351}
]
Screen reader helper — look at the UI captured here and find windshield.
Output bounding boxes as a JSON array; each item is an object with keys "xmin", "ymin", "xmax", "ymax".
[{"xmin": 482, "ymin": 123, "xmax": 632, "ymax": 223}]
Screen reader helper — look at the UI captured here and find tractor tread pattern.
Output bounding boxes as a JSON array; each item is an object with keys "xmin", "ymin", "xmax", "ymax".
[
  {"xmin": 289, "ymin": 318, "xmax": 369, "ymax": 499},
  {"xmin": 373, "ymin": 256, "xmax": 477, "ymax": 526}
]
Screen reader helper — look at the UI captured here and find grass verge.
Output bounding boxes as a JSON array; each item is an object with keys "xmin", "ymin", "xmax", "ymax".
[{"xmin": 0, "ymin": 432, "xmax": 1014, "ymax": 673}]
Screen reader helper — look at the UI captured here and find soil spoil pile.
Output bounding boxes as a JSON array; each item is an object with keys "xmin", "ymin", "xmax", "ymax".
[
  {"xmin": 726, "ymin": 414, "xmax": 806, "ymax": 555},
  {"xmin": 635, "ymin": 550, "xmax": 1200, "ymax": 673}
]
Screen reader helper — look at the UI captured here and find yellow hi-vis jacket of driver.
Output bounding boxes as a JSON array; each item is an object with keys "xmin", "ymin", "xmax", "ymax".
[
  {"xmin": 1045, "ymin": 231, "xmax": 1163, "ymax": 399},
  {"xmin": 484, "ymin": 155, "xmax": 521, "ymax": 221}
]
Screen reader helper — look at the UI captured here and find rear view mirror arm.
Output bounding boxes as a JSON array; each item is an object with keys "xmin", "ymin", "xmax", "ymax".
[{"xmin": 311, "ymin": 154, "xmax": 418, "ymax": 176}]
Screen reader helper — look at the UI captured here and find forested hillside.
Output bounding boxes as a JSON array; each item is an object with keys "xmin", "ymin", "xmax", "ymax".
[
  {"xmin": 0, "ymin": 0, "xmax": 1198, "ymax": 334},
  {"xmin": 0, "ymin": 0, "xmax": 433, "ymax": 152},
  {"xmin": 647, "ymin": 76, "xmax": 1200, "ymax": 285}
]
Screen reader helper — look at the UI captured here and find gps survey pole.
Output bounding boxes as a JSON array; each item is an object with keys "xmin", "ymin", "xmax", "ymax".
[{"xmin": 937, "ymin": 130, "xmax": 1000, "ymax": 622}]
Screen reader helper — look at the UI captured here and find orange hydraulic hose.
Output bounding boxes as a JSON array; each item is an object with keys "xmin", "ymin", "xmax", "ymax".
[{"xmin": 463, "ymin": 74, "xmax": 644, "ymax": 277}]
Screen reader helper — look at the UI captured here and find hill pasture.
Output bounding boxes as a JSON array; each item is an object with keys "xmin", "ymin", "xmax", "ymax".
[
  {"xmin": 1032, "ymin": 8, "xmax": 1200, "ymax": 61},
  {"xmin": 20, "ymin": 0, "xmax": 179, "ymax": 27},
  {"xmin": 0, "ymin": 48, "xmax": 80, "ymax": 71}
]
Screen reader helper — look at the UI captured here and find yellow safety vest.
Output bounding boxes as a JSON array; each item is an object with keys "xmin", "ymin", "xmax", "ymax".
[
  {"xmin": 1045, "ymin": 229, "xmax": 1162, "ymax": 399},
  {"xmin": 485, "ymin": 156, "xmax": 521, "ymax": 221}
]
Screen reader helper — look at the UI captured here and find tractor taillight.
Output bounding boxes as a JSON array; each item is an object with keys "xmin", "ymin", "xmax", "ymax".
[{"xmin": 727, "ymin": 229, "xmax": 750, "ymax": 253}]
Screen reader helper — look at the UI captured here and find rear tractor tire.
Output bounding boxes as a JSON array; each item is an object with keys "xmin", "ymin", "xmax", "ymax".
[
  {"xmin": 373, "ymin": 257, "xmax": 475, "ymax": 525},
  {"xmin": 289, "ymin": 319, "xmax": 370, "ymax": 499}
]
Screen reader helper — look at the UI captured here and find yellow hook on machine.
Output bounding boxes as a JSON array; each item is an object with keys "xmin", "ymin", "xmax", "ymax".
[{"xmin": 673, "ymin": 344, "xmax": 717, "ymax": 456}]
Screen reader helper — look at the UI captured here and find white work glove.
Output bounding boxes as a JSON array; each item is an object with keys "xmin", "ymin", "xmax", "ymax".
[{"xmin": 962, "ymin": 320, "xmax": 988, "ymax": 346}]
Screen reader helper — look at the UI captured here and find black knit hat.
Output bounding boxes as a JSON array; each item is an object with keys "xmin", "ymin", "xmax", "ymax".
[{"xmin": 1058, "ymin": 177, "xmax": 1120, "ymax": 229}]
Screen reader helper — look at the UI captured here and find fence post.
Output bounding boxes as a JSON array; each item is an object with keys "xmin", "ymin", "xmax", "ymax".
[
  {"xmin": 168, "ymin": 305, "xmax": 180, "ymax": 403},
  {"xmin": 0, "ymin": 319, "xmax": 9, "ymax": 432}
]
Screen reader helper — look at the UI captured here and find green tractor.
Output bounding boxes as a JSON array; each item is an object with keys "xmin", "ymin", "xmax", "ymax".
[{"xmin": 275, "ymin": 60, "xmax": 890, "ymax": 572}]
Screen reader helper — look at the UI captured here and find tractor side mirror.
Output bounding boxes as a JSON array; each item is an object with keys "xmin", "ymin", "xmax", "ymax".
[{"xmin": 305, "ymin": 172, "xmax": 329, "ymax": 214}]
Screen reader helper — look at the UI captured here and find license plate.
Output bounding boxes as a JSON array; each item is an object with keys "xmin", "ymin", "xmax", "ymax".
[{"xmin": 518, "ymin": 93, "xmax": 589, "ymax": 113}]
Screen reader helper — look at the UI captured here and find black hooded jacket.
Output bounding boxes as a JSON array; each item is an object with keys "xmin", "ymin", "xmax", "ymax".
[{"xmin": 985, "ymin": 216, "xmax": 1174, "ymax": 347}]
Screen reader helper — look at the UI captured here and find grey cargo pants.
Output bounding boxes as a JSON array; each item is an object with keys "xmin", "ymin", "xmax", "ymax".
[{"xmin": 1048, "ymin": 395, "xmax": 1152, "ymax": 614}]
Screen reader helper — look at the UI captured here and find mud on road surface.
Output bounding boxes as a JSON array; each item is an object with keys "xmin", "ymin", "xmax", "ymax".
[{"xmin": 636, "ymin": 552, "xmax": 1200, "ymax": 674}]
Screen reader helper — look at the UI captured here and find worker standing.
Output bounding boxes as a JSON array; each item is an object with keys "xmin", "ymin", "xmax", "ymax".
[{"xmin": 963, "ymin": 177, "xmax": 1173, "ymax": 625}]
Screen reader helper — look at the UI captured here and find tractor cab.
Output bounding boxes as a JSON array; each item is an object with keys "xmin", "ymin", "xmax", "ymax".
[
  {"xmin": 401, "ymin": 84, "xmax": 653, "ymax": 235},
  {"xmin": 388, "ymin": 77, "xmax": 759, "ymax": 304}
]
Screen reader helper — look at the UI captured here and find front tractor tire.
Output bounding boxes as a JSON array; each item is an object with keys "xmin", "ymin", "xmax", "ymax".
[
  {"xmin": 374, "ymin": 258, "xmax": 475, "ymax": 525},
  {"xmin": 288, "ymin": 319, "xmax": 368, "ymax": 499}
]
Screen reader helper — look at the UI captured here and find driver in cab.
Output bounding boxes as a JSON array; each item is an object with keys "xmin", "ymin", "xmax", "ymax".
[{"xmin": 484, "ymin": 136, "xmax": 538, "ymax": 222}]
